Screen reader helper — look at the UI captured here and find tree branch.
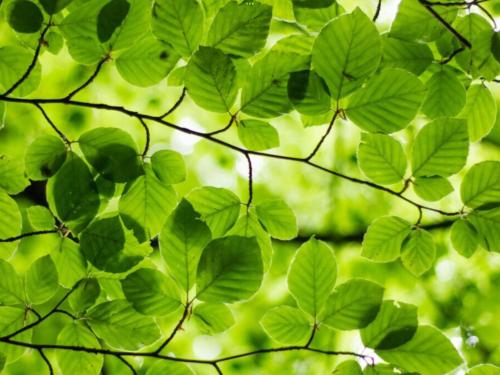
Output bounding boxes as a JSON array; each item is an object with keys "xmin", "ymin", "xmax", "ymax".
[
  {"xmin": 64, "ymin": 56, "xmax": 109, "ymax": 100},
  {"xmin": 205, "ymin": 113, "xmax": 237, "ymax": 136},
  {"xmin": 154, "ymin": 302, "xmax": 191, "ymax": 354},
  {"xmin": 138, "ymin": 117, "xmax": 151, "ymax": 157},
  {"xmin": 373, "ymin": 0, "xmax": 382, "ymax": 21},
  {"xmin": 244, "ymin": 152, "xmax": 253, "ymax": 208},
  {"xmin": 304, "ymin": 110, "xmax": 338, "ymax": 161},
  {"xmin": 158, "ymin": 87, "xmax": 187, "ymax": 119},
  {"xmin": 38, "ymin": 348, "xmax": 54, "ymax": 375},
  {"xmin": 0, "ymin": 229, "xmax": 58, "ymax": 243},
  {"xmin": 35, "ymin": 103, "xmax": 71, "ymax": 145}
]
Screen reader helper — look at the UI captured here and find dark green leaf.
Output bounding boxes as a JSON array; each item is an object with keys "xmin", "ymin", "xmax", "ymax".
[
  {"xmin": 8, "ymin": 0, "xmax": 43, "ymax": 33},
  {"xmin": 287, "ymin": 70, "xmax": 331, "ymax": 116},
  {"xmin": 97, "ymin": 0, "xmax": 130, "ymax": 43}
]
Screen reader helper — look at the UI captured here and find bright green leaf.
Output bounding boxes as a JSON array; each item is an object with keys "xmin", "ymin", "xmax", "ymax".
[
  {"xmin": 381, "ymin": 37, "xmax": 433, "ymax": 76},
  {"xmin": 260, "ymin": 306, "xmax": 311, "ymax": 345},
  {"xmin": 51, "ymin": 238, "xmax": 87, "ymax": 288},
  {"xmin": 151, "ymin": 150, "xmax": 186, "ymax": 185},
  {"xmin": 287, "ymin": 70, "xmax": 331, "ymax": 116},
  {"xmin": 362, "ymin": 216, "xmax": 412, "ymax": 262},
  {"xmin": 237, "ymin": 120, "xmax": 280, "ymax": 151},
  {"xmin": 467, "ymin": 207, "xmax": 500, "ymax": 253},
  {"xmin": 27, "ymin": 205, "xmax": 55, "ymax": 230},
  {"xmin": 293, "ymin": 1, "xmax": 344, "ymax": 32},
  {"xmin": 256, "ymin": 199, "xmax": 298, "ymax": 240},
  {"xmin": 0, "ymin": 46, "xmax": 42, "ymax": 96},
  {"xmin": 25, "ymin": 134, "xmax": 67, "ymax": 181},
  {"xmin": 69, "ymin": 278, "xmax": 100, "ymax": 313},
  {"xmin": 26, "ymin": 255, "xmax": 59, "ymax": 305},
  {"xmin": 422, "ymin": 69, "xmax": 466, "ymax": 119},
  {"xmin": 146, "ymin": 361, "xmax": 194, "ymax": 375},
  {"xmin": 413, "ymin": 176, "xmax": 453, "ymax": 202},
  {"xmin": 0, "ymin": 190, "xmax": 22, "ymax": 242},
  {"xmin": 334, "ymin": 360, "xmax": 363, "ymax": 375},
  {"xmin": 192, "ymin": 303, "xmax": 235, "ymax": 334},
  {"xmin": 461, "ymin": 161, "xmax": 500, "ymax": 208},
  {"xmin": 0, "ymin": 157, "xmax": 29, "ymax": 194},
  {"xmin": 0, "ymin": 259, "xmax": 24, "ymax": 305},
  {"xmin": 401, "ymin": 229, "xmax": 436, "ymax": 276},
  {"xmin": 459, "ymin": 84, "xmax": 497, "ymax": 142},
  {"xmin": 450, "ymin": 219, "xmax": 479, "ymax": 258}
]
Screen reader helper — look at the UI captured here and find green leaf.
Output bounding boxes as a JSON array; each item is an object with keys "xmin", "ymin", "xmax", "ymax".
[
  {"xmin": 334, "ymin": 360, "xmax": 363, "ymax": 375},
  {"xmin": 46, "ymin": 152, "xmax": 100, "ymax": 234},
  {"xmin": 492, "ymin": 32, "xmax": 500, "ymax": 63},
  {"xmin": 376, "ymin": 325, "xmax": 463, "ymax": 375},
  {"xmin": 0, "ymin": 306, "xmax": 34, "ymax": 361},
  {"xmin": 187, "ymin": 187, "xmax": 241, "ymax": 237},
  {"xmin": 260, "ymin": 306, "xmax": 311, "ymax": 345},
  {"xmin": 272, "ymin": 34, "xmax": 314, "ymax": 56},
  {"xmin": 108, "ymin": 0, "xmax": 151, "ymax": 51},
  {"xmin": 7, "ymin": 0, "xmax": 43, "ymax": 33},
  {"xmin": 119, "ymin": 164, "xmax": 177, "ymax": 240},
  {"xmin": 288, "ymin": 237, "xmax": 336, "ymax": 318},
  {"xmin": 121, "ymin": 268, "xmax": 181, "ymax": 316},
  {"xmin": 412, "ymin": 118, "xmax": 469, "ymax": 178},
  {"xmin": 292, "ymin": 0, "xmax": 335, "ymax": 8},
  {"xmin": 185, "ymin": 47, "xmax": 238, "ymax": 113},
  {"xmin": 196, "ymin": 236, "xmax": 263, "ymax": 303},
  {"xmin": 361, "ymin": 300, "xmax": 418, "ymax": 349},
  {"xmin": 255, "ymin": 199, "xmax": 298, "ymax": 240},
  {"xmin": 0, "ymin": 259, "xmax": 24, "ymax": 305},
  {"xmin": 0, "ymin": 353, "xmax": 4, "ymax": 372},
  {"xmin": 79, "ymin": 127, "xmax": 142, "ymax": 183},
  {"xmin": 357, "ymin": 133, "xmax": 407, "ymax": 185},
  {"xmin": 346, "ymin": 68, "xmax": 425, "ymax": 134},
  {"xmin": 57, "ymin": 322, "xmax": 103, "ymax": 375},
  {"xmin": 322, "ymin": 279, "xmax": 384, "ymax": 330},
  {"xmin": 146, "ymin": 361, "xmax": 194, "ymax": 375},
  {"xmin": 97, "ymin": 0, "xmax": 130, "ymax": 43},
  {"xmin": 422, "ymin": 69, "xmax": 466, "ymax": 119},
  {"xmin": 0, "ymin": 190, "xmax": 22, "ymax": 242},
  {"xmin": 467, "ymin": 207, "xmax": 500, "ymax": 253},
  {"xmin": 0, "ymin": 46, "xmax": 42, "ymax": 96},
  {"xmin": 450, "ymin": 219, "xmax": 479, "ymax": 258},
  {"xmin": 237, "ymin": 120, "xmax": 280, "ymax": 151},
  {"xmin": 206, "ymin": 1, "xmax": 272, "ymax": 58},
  {"xmin": 86, "ymin": 299, "xmax": 161, "ymax": 350},
  {"xmin": 151, "ymin": 150, "xmax": 186, "ymax": 185},
  {"xmin": 25, "ymin": 134, "xmax": 67, "ymax": 180},
  {"xmin": 69, "ymin": 278, "xmax": 100, "ymax": 312},
  {"xmin": 116, "ymin": 35, "xmax": 179, "ymax": 87},
  {"xmin": 39, "ymin": 0, "xmax": 74, "ymax": 14},
  {"xmin": 151, "ymin": 0, "xmax": 204, "ymax": 57},
  {"xmin": 363, "ymin": 364, "xmax": 397, "ymax": 375},
  {"xmin": 192, "ymin": 303, "xmax": 235, "ymax": 334},
  {"xmin": 160, "ymin": 199, "xmax": 212, "ymax": 293},
  {"xmin": 362, "ymin": 216, "xmax": 412, "ymax": 262},
  {"xmin": 459, "ymin": 84, "xmax": 497, "ymax": 142},
  {"xmin": 312, "ymin": 8, "xmax": 381, "ymax": 99},
  {"xmin": 293, "ymin": 1, "xmax": 344, "ymax": 32},
  {"xmin": 26, "ymin": 255, "xmax": 59, "ymax": 305},
  {"xmin": 401, "ymin": 229, "xmax": 436, "ymax": 276},
  {"xmin": 27, "ymin": 205, "xmax": 55, "ymax": 230},
  {"xmin": 80, "ymin": 216, "xmax": 152, "ymax": 273},
  {"xmin": 413, "ymin": 176, "xmax": 453, "ymax": 202},
  {"xmin": 461, "ymin": 161, "xmax": 500, "ymax": 208},
  {"xmin": 469, "ymin": 364, "xmax": 500, "ymax": 375},
  {"xmin": 381, "ymin": 37, "xmax": 433, "ymax": 76},
  {"xmin": 0, "ymin": 157, "xmax": 29, "ymax": 194},
  {"xmin": 287, "ymin": 70, "xmax": 331, "ymax": 116},
  {"xmin": 51, "ymin": 238, "xmax": 87, "ymax": 288}
]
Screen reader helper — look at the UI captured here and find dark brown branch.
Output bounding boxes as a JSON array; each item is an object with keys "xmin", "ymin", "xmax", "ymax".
[
  {"xmin": 244, "ymin": 153, "xmax": 253, "ymax": 208},
  {"xmin": 159, "ymin": 87, "xmax": 187, "ymax": 119},
  {"xmin": 64, "ymin": 57, "xmax": 109, "ymax": 100},
  {"xmin": 116, "ymin": 355, "xmax": 137, "ymax": 375},
  {"xmin": 205, "ymin": 113, "xmax": 236, "ymax": 136},
  {"xmin": 154, "ymin": 302, "xmax": 191, "ymax": 354},
  {"xmin": 0, "ymin": 229, "xmax": 58, "ymax": 242},
  {"xmin": 213, "ymin": 363, "xmax": 224, "ymax": 374},
  {"xmin": 138, "ymin": 118, "xmax": 151, "ymax": 157},
  {"xmin": 53, "ymin": 309, "xmax": 78, "ymax": 320},
  {"xmin": 38, "ymin": 348, "xmax": 54, "ymax": 375},
  {"xmin": 440, "ymin": 47, "xmax": 465, "ymax": 64},
  {"xmin": 35, "ymin": 103, "xmax": 71, "ymax": 145},
  {"xmin": 476, "ymin": 3, "xmax": 497, "ymax": 29},
  {"xmin": 373, "ymin": 0, "xmax": 382, "ymax": 21},
  {"xmin": 304, "ymin": 110, "xmax": 338, "ymax": 161}
]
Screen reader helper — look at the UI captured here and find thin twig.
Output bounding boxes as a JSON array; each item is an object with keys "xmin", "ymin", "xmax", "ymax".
[
  {"xmin": 420, "ymin": 0, "xmax": 488, "ymax": 6},
  {"xmin": 213, "ymin": 363, "xmax": 224, "ymax": 374},
  {"xmin": 244, "ymin": 153, "xmax": 253, "ymax": 208},
  {"xmin": 373, "ymin": 0, "xmax": 382, "ymax": 21},
  {"xmin": 304, "ymin": 110, "xmax": 338, "ymax": 161},
  {"xmin": 0, "ymin": 230, "xmax": 58, "ymax": 242},
  {"xmin": 34, "ymin": 103, "xmax": 71, "ymax": 145},
  {"xmin": 38, "ymin": 349, "xmax": 54, "ymax": 375},
  {"xmin": 154, "ymin": 302, "xmax": 191, "ymax": 354},
  {"xmin": 440, "ymin": 47, "xmax": 465, "ymax": 64},
  {"xmin": 205, "ymin": 113, "xmax": 236, "ymax": 136},
  {"xmin": 116, "ymin": 355, "xmax": 137, "ymax": 375},
  {"xmin": 304, "ymin": 324, "xmax": 317, "ymax": 348},
  {"xmin": 475, "ymin": 3, "xmax": 497, "ymax": 29},
  {"xmin": 53, "ymin": 309, "xmax": 78, "ymax": 320},
  {"xmin": 65, "ymin": 57, "xmax": 109, "ymax": 100},
  {"xmin": 158, "ymin": 87, "xmax": 187, "ymax": 119},
  {"xmin": 138, "ymin": 117, "xmax": 151, "ymax": 157}
]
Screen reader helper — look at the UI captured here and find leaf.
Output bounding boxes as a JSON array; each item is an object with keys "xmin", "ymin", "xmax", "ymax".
[
  {"xmin": 0, "ymin": 157, "xmax": 29, "ymax": 194},
  {"xmin": 192, "ymin": 303, "xmax": 235, "ymax": 334},
  {"xmin": 237, "ymin": 120, "xmax": 280, "ymax": 151},
  {"xmin": 26, "ymin": 255, "xmax": 59, "ymax": 305},
  {"xmin": 119, "ymin": 164, "xmax": 177, "ymax": 241},
  {"xmin": 39, "ymin": 0, "xmax": 74, "ymax": 14},
  {"xmin": 46, "ymin": 152, "xmax": 100, "ymax": 234},
  {"xmin": 287, "ymin": 70, "xmax": 331, "ymax": 116},
  {"xmin": 25, "ymin": 134, "xmax": 67, "ymax": 180},
  {"xmin": 450, "ymin": 219, "xmax": 479, "ymax": 258},
  {"xmin": 86, "ymin": 299, "xmax": 161, "ymax": 350},
  {"xmin": 57, "ymin": 322, "xmax": 103, "ymax": 375},
  {"xmin": 79, "ymin": 127, "xmax": 142, "ymax": 183},
  {"xmin": 322, "ymin": 279, "xmax": 384, "ymax": 330},
  {"xmin": 0, "ymin": 46, "xmax": 42, "ymax": 96},
  {"xmin": 381, "ymin": 37, "xmax": 433, "ymax": 76},
  {"xmin": 151, "ymin": 150, "xmax": 186, "ymax": 185},
  {"xmin": 7, "ymin": 0, "xmax": 43, "ymax": 33},
  {"xmin": 116, "ymin": 35, "xmax": 179, "ymax": 87},
  {"xmin": 461, "ymin": 161, "xmax": 500, "ymax": 208},
  {"xmin": 108, "ymin": 0, "xmax": 151, "ymax": 51},
  {"xmin": 160, "ymin": 199, "xmax": 212, "ymax": 293},
  {"xmin": 206, "ymin": 1, "xmax": 272, "ymax": 58},
  {"xmin": 80, "ymin": 216, "xmax": 152, "ymax": 273},
  {"xmin": 312, "ymin": 8, "xmax": 381, "ymax": 99},
  {"xmin": 469, "ymin": 364, "xmax": 500, "ymax": 375},
  {"xmin": 376, "ymin": 325, "xmax": 463, "ymax": 375},
  {"xmin": 0, "ymin": 190, "xmax": 22, "ymax": 242},
  {"xmin": 422, "ymin": 69, "xmax": 466, "ymax": 119},
  {"xmin": 288, "ymin": 237, "xmax": 336, "ymax": 318},
  {"xmin": 272, "ymin": 34, "xmax": 314, "ymax": 56},
  {"xmin": 459, "ymin": 84, "xmax": 497, "ymax": 142},
  {"xmin": 361, "ymin": 300, "xmax": 418, "ymax": 350},
  {"xmin": 411, "ymin": 118, "xmax": 469, "ymax": 178},
  {"xmin": 121, "ymin": 268, "xmax": 181, "ymax": 316},
  {"xmin": 51, "ymin": 238, "xmax": 87, "ymax": 288},
  {"xmin": 413, "ymin": 176, "xmax": 453, "ymax": 202},
  {"xmin": 151, "ymin": 0, "xmax": 204, "ymax": 57},
  {"xmin": 97, "ymin": 0, "xmax": 130, "ymax": 43},
  {"xmin": 0, "ymin": 306, "xmax": 35, "ymax": 361},
  {"xmin": 260, "ymin": 306, "xmax": 311, "ymax": 345},
  {"xmin": 293, "ymin": 1, "xmax": 344, "ymax": 32},
  {"xmin": 187, "ymin": 187, "xmax": 241, "ymax": 238},
  {"xmin": 346, "ymin": 68, "xmax": 425, "ymax": 134},
  {"xmin": 196, "ymin": 236, "xmax": 263, "ymax": 303},
  {"xmin": 27, "ymin": 205, "xmax": 55, "ymax": 230},
  {"xmin": 492, "ymin": 32, "xmax": 500, "ymax": 63},
  {"xmin": 362, "ymin": 216, "xmax": 412, "ymax": 262},
  {"xmin": 467, "ymin": 207, "xmax": 500, "ymax": 253},
  {"xmin": 357, "ymin": 133, "xmax": 407, "ymax": 185},
  {"xmin": 69, "ymin": 278, "xmax": 100, "ymax": 312},
  {"xmin": 0, "ymin": 259, "xmax": 24, "ymax": 305},
  {"xmin": 400, "ymin": 229, "xmax": 436, "ymax": 276},
  {"xmin": 255, "ymin": 199, "xmax": 298, "ymax": 240},
  {"xmin": 185, "ymin": 47, "xmax": 238, "ymax": 113},
  {"xmin": 146, "ymin": 361, "xmax": 194, "ymax": 375},
  {"xmin": 334, "ymin": 360, "xmax": 363, "ymax": 375}
]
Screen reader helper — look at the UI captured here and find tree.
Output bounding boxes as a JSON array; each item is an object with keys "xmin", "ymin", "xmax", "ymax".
[{"xmin": 0, "ymin": 0, "xmax": 499, "ymax": 374}]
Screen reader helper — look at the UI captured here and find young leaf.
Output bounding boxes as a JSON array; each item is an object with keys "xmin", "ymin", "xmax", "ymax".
[
  {"xmin": 260, "ymin": 306, "xmax": 311, "ymax": 345},
  {"xmin": 97, "ymin": 0, "xmax": 130, "ymax": 43},
  {"xmin": 312, "ymin": 8, "xmax": 381, "ymax": 99},
  {"xmin": 192, "ymin": 303, "xmax": 235, "ymax": 334},
  {"xmin": 0, "ymin": 259, "xmax": 24, "ymax": 305},
  {"xmin": 25, "ymin": 135, "xmax": 67, "ymax": 180},
  {"xmin": 362, "ymin": 216, "xmax": 412, "ymax": 262},
  {"xmin": 160, "ymin": 199, "xmax": 212, "ymax": 293},
  {"xmin": 57, "ymin": 322, "xmax": 103, "ymax": 375},
  {"xmin": 376, "ymin": 325, "xmax": 463, "ymax": 375},
  {"xmin": 237, "ymin": 120, "xmax": 280, "ymax": 151},
  {"xmin": 401, "ymin": 229, "xmax": 436, "ymax": 276},
  {"xmin": 460, "ymin": 161, "xmax": 500, "ymax": 209},
  {"xmin": 288, "ymin": 237, "xmax": 336, "ymax": 318},
  {"xmin": 151, "ymin": 0, "xmax": 204, "ymax": 57},
  {"xmin": 86, "ymin": 299, "xmax": 161, "ymax": 350},
  {"xmin": 0, "ymin": 157, "xmax": 29, "ymax": 195},
  {"xmin": 334, "ymin": 360, "xmax": 363, "ymax": 375},
  {"xmin": 287, "ymin": 70, "xmax": 331, "ymax": 116},
  {"xmin": 196, "ymin": 236, "xmax": 263, "ymax": 303},
  {"xmin": 51, "ymin": 238, "xmax": 87, "ymax": 289},
  {"xmin": 422, "ymin": 69, "xmax": 466, "ymax": 119},
  {"xmin": 450, "ymin": 219, "xmax": 479, "ymax": 258},
  {"xmin": 146, "ymin": 362, "xmax": 194, "ymax": 375},
  {"xmin": 121, "ymin": 268, "xmax": 181, "ymax": 316},
  {"xmin": 413, "ymin": 176, "xmax": 453, "ymax": 202},
  {"xmin": 7, "ymin": 0, "xmax": 43, "ymax": 34},
  {"xmin": 361, "ymin": 300, "xmax": 418, "ymax": 349},
  {"xmin": 26, "ymin": 255, "xmax": 59, "ymax": 305},
  {"xmin": 0, "ymin": 191, "xmax": 22, "ymax": 243},
  {"xmin": 346, "ymin": 68, "xmax": 425, "ymax": 134},
  {"xmin": 255, "ymin": 199, "xmax": 298, "ymax": 240},
  {"xmin": 185, "ymin": 47, "xmax": 238, "ymax": 113},
  {"xmin": 459, "ymin": 84, "xmax": 496, "ymax": 142},
  {"xmin": 469, "ymin": 364, "xmax": 500, "ymax": 375},
  {"xmin": 381, "ymin": 37, "xmax": 433, "ymax": 76},
  {"xmin": 151, "ymin": 150, "xmax": 186, "ymax": 185},
  {"xmin": 357, "ymin": 133, "xmax": 407, "ymax": 185},
  {"xmin": 0, "ymin": 307, "xmax": 35, "ymax": 362},
  {"xmin": 39, "ymin": 0, "xmax": 74, "ymax": 14},
  {"xmin": 412, "ymin": 118, "xmax": 469, "ymax": 178},
  {"xmin": 69, "ymin": 278, "xmax": 100, "ymax": 313},
  {"xmin": 206, "ymin": 1, "xmax": 272, "ymax": 58},
  {"xmin": 27, "ymin": 205, "xmax": 55, "ymax": 230},
  {"xmin": 322, "ymin": 279, "xmax": 384, "ymax": 330}
]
